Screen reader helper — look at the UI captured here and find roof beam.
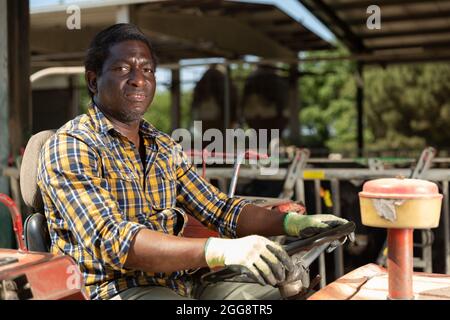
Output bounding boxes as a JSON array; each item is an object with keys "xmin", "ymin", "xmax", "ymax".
[
  {"xmin": 290, "ymin": 40, "xmax": 332, "ymax": 49},
  {"xmin": 370, "ymin": 39, "xmax": 450, "ymax": 51},
  {"xmin": 31, "ymin": 27, "xmax": 102, "ymax": 55},
  {"xmin": 273, "ymin": 18, "xmax": 295, "ymax": 26},
  {"xmin": 348, "ymin": 9, "xmax": 450, "ymax": 25},
  {"xmin": 364, "ymin": 54, "xmax": 450, "ymax": 65},
  {"xmin": 359, "ymin": 26, "xmax": 450, "ymax": 39},
  {"xmin": 136, "ymin": 11, "xmax": 296, "ymax": 60},
  {"xmin": 219, "ymin": 4, "xmax": 276, "ymax": 16},
  {"xmin": 298, "ymin": 0, "xmax": 366, "ymax": 52},
  {"xmin": 292, "ymin": 43, "xmax": 332, "ymax": 50},
  {"xmin": 330, "ymin": 0, "xmax": 445, "ymax": 11},
  {"xmin": 266, "ymin": 31, "xmax": 320, "ymax": 41}
]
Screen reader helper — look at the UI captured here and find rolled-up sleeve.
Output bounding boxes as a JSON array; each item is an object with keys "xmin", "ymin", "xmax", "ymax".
[
  {"xmin": 37, "ymin": 133, "xmax": 145, "ymax": 270},
  {"xmin": 173, "ymin": 144, "xmax": 251, "ymax": 238}
]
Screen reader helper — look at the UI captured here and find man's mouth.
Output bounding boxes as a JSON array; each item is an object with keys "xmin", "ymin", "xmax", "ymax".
[{"xmin": 125, "ymin": 92, "xmax": 147, "ymax": 102}]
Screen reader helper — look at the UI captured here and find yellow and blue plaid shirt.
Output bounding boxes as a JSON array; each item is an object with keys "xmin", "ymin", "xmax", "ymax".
[{"xmin": 37, "ymin": 104, "xmax": 249, "ymax": 300}]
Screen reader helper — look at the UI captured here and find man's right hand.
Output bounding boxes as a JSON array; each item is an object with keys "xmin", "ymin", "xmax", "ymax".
[{"xmin": 204, "ymin": 235, "xmax": 294, "ymax": 286}]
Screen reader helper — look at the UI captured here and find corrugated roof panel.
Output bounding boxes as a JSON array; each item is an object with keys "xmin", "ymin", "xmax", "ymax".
[
  {"xmin": 31, "ymin": 0, "xmax": 332, "ymax": 66},
  {"xmin": 299, "ymin": 0, "xmax": 450, "ymax": 63}
]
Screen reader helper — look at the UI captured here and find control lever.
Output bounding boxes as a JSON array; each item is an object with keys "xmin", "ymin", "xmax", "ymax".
[{"xmin": 201, "ymin": 222, "xmax": 356, "ymax": 286}]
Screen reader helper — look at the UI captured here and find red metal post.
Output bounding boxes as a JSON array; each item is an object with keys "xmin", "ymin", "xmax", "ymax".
[
  {"xmin": 0, "ymin": 193, "xmax": 26, "ymax": 251},
  {"xmin": 387, "ymin": 228, "xmax": 414, "ymax": 299}
]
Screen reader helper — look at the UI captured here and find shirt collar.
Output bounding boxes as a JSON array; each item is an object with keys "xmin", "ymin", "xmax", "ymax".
[{"xmin": 87, "ymin": 102, "xmax": 160, "ymax": 138}]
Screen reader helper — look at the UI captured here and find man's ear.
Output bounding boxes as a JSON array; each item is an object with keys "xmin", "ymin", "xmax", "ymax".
[{"xmin": 85, "ymin": 70, "xmax": 98, "ymax": 96}]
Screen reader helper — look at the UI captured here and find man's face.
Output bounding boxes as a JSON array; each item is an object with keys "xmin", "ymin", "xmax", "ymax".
[{"xmin": 92, "ymin": 40, "xmax": 156, "ymax": 123}]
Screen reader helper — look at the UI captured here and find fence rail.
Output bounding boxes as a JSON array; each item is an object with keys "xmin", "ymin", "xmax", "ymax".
[{"xmin": 204, "ymin": 166, "xmax": 450, "ymax": 278}]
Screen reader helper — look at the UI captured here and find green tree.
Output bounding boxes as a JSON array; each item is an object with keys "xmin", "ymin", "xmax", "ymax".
[
  {"xmin": 365, "ymin": 63, "xmax": 450, "ymax": 156},
  {"xmin": 299, "ymin": 48, "xmax": 450, "ymax": 157},
  {"xmin": 300, "ymin": 46, "xmax": 358, "ymax": 155},
  {"xmin": 143, "ymin": 89, "xmax": 193, "ymax": 134}
]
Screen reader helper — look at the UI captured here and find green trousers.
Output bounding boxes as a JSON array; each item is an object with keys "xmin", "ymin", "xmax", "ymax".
[{"xmin": 110, "ymin": 282, "xmax": 281, "ymax": 300}]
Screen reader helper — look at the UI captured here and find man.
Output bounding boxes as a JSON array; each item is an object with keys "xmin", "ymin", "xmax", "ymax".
[{"xmin": 37, "ymin": 24, "xmax": 349, "ymax": 300}]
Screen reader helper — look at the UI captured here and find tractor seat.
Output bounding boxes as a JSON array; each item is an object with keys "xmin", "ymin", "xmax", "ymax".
[{"xmin": 20, "ymin": 130, "xmax": 55, "ymax": 252}]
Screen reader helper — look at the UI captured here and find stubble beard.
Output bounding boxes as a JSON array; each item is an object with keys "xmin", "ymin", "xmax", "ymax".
[{"xmin": 117, "ymin": 107, "xmax": 146, "ymax": 123}]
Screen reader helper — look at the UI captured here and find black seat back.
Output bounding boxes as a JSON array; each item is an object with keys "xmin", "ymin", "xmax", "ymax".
[{"xmin": 24, "ymin": 213, "xmax": 50, "ymax": 252}]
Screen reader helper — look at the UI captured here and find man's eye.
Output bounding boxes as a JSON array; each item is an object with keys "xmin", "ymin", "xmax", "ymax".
[
  {"xmin": 116, "ymin": 66, "xmax": 129, "ymax": 72},
  {"xmin": 143, "ymin": 68, "xmax": 154, "ymax": 74}
]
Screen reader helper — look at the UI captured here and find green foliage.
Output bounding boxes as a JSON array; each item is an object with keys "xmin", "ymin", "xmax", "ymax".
[
  {"xmin": 143, "ymin": 89, "xmax": 192, "ymax": 134},
  {"xmin": 365, "ymin": 63, "xmax": 450, "ymax": 156},
  {"xmin": 300, "ymin": 46, "xmax": 358, "ymax": 154},
  {"xmin": 143, "ymin": 89, "xmax": 171, "ymax": 132},
  {"xmin": 300, "ymin": 47, "xmax": 450, "ymax": 157},
  {"xmin": 78, "ymin": 75, "xmax": 91, "ymax": 115}
]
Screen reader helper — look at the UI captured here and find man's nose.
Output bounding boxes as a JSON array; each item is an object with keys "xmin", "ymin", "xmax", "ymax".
[{"xmin": 128, "ymin": 69, "xmax": 146, "ymax": 87}]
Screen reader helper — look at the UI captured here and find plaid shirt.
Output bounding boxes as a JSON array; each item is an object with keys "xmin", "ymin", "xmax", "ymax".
[{"xmin": 37, "ymin": 104, "xmax": 249, "ymax": 300}]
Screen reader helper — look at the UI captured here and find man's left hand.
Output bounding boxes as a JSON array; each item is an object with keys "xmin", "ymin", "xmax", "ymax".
[{"xmin": 284, "ymin": 212, "xmax": 349, "ymax": 239}]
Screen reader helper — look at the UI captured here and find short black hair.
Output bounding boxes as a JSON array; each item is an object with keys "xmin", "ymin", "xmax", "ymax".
[{"xmin": 84, "ymin": 23, "xmax": 158, "ymax": 97}]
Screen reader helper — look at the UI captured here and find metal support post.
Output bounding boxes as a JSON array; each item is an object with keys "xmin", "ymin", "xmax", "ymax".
[{"xmin": 331, "ymin": 179, "xmax": 344, "ymax": 279}]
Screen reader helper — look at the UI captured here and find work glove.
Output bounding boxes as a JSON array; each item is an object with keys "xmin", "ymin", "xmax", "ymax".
[
  {"xmin": 284, "ymin": 212, "xmax": 351, "ymax": 239},
  {"xmin": 204, "ymin": 235, "xmax": 294, "ymax": 286}
]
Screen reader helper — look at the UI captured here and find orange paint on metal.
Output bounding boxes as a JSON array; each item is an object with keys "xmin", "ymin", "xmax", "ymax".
[
  {"xmin": 0, "ymin": 193, "xmax": 26, "ymax": 251},
  {"xmin": 388, "ymin": 228, "xmax": 414, "ymax": 300},
  {"xmin": 308, "ymin": 263, "xmax": 450, "ymax": 300},
  {"xmin": 0, "ymin": 249, "xmax": 88, "ymax": 300}
]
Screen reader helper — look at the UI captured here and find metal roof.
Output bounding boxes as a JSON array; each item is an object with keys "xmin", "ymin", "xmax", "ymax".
[
  {"xmin": 298, "ymin": 0, "xmax": 450, "ymax": 64},
  {"xmin": 30, "ymin": 0, "xmax": 332, "ymax": 68}
]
